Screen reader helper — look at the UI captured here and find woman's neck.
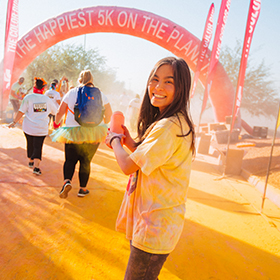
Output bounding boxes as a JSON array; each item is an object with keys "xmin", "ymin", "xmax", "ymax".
[
  {"xmin": 84, "ymin": 82, "xmax": 94, "ymax": 87},
  {"xmin": 33, "ymin": 87, "xmax": 44, "ymax": 94}
]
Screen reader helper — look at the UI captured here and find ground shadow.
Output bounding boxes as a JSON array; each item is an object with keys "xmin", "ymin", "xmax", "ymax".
[
  {"xmin": 0, "ymin": 182, "xmax": 77, "ymax": 280},
  {"xmin": 165, "ymin": 218, "xmax": 280, "ymax": 279},
  {"xmin": 191, "ymin": 159, "xmax": 221, "ymax": 176},
  {"xmin": 0, "ymin": 145, "xmax": 129, "ymax": 279},
  {"xmin": 1, "ymin": 128, "xmax": 280, "ymax": 279}
]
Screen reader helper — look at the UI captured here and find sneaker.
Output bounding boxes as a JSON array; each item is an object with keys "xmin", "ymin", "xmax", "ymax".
[
  {"xmin": 59, "ymin": 180, "xmax": 72, "ymax": 199},
  {"xmin": 77, "ymin": 188, "xmax": 90, "ymax": 197},
  {"xmin": 33, "ymin": 167, "xmax": 41, "ymax": 175},
  {"xmin": 28, "ymin": 162, "xmax": 34, "ymax": 168}
]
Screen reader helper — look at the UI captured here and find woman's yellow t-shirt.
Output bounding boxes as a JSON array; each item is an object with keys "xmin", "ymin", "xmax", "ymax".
[{"xmin": 116, "ymin": 115, "xmax": 193, "ymax": 254}]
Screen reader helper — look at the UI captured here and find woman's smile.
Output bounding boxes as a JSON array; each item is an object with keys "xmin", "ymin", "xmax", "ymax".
[{"xmin": 152, "ymin": 93, "xmax": 166, "ymax": 99}]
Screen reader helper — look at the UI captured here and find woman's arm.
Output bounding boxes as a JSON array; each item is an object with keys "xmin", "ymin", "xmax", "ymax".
[
  {"xmin": 8, "ymin": 111, "xmax": 24, "ymax": 128},
  {"xmin": 10, "ymin": 89, "xmax": 18, "ymax": 99},
  {"xmin": 107, "ymin": 134, "xmax": 140, "ymax": 175},
  {"xmin": 56, "ymin": 99, "xmax": 61, "ymax": 106},
  {"xmin": 103, "ymin": 103, "xmax": 112, "ymax": 124},
  {"xmin": 122, "ymin": 125, "xmax": 137, "ymax": 152},
  {"xmin": 55, "ymin": 101, "xmax": 67, "ymax": 124}
]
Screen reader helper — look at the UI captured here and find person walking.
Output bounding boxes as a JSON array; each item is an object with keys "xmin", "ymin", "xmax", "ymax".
[
  {"xmin": 105, "ymin": 57, "xmax": 195, "ymax": 280},
  {"xmin": 119, "ymin": 91, "xmax": 130, "ymax": 114},
  {"xmin": 126, "ymin": 94, "xmax": 141, "ymax": 132},
  {"xmin": 52, "ymin": 69, "xmax": 112, "ymax": 198},
  {"xmin": 44, "ymin": 81, "xmax": 61, "ymax": 129},
  {"xmin": 9, "ymin": 77, "xmax": 25, "ymax": 116},
  {"xmin": 8, "ymin": 77, "xmax": 57, "ymax": 175}
]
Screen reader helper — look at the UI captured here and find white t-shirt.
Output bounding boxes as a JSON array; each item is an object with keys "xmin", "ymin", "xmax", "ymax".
[
  {"xmin": 62, "ymin": 87, "xmax": 109, "ymax": 127},
  {"xmin": 19, "ymin": 93, "xmax": 57, "ymax": 136},
  {"xmin": 128, "ymin": 98, "xmax": 141, "ymax": 109},
  {"xmin": 119, "ymin": 93, "xmax": 130, "ymax": 108},
  {"xmin": 9, "ymin": 82, "xmax": 23, "ymax": 100},
  {"xmin": 116, "ymin": 115, "xmax": 193, "ymax": 254},
  {"xmin": 126, "ymin": 97, "xmax": 141, "ymax": 118},
  {"xmin": 44, "ymin": 89, "xmax": 61, "ymax": 109}
]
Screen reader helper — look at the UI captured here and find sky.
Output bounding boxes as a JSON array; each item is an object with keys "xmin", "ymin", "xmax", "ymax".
[{"xmin": 0, "ymin": 0, "xmax": 279, "ymax": 124}]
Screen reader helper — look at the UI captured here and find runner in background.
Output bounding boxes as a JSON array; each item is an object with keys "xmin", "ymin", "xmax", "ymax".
[
  {"xmin": 8, "ymin": 77, "xmax": 57, "ymax": 176},
  {"xmin": 52, "ymin": 70, "xmax": 112, "ymax": 198},
  {"xmin": 126, "ymin": 94, "xmax": 141, "ymax": 132},
  {"xmin": 53, "ymin": 76, "xmax": 69, "ymax": 98},
  {"xmin": 9, "ymin": 77, "xmax": 25, "ymax": 116},
  {"xmin": 44, "ymin": 82, "xmax": 61, "ymax": 129},
  {"xmin": 119, "ymin": 91, "xmax": 130, "ymax": 115}
]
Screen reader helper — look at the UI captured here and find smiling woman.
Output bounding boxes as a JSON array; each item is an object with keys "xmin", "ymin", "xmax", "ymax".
[{"xmin": 105, "ymin": 57, "xmax": 195, "ymax": 279}]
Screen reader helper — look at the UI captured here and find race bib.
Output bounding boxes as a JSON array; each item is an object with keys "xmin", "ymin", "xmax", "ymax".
[{"xmin": 33, "ymin": 103, "xmax": 47, "ymax": 112}]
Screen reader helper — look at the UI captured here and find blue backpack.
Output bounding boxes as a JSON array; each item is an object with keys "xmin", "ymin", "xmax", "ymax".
[{"xmin": 74, "ymin": 86, "xmax": 104, "ymax": 127}]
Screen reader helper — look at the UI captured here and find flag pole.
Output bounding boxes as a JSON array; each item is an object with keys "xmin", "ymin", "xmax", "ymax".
[
  {"xmin": 2, "ymin": 0, "xmax": 20, "ymax": 121},
  {"xmin": 220, "ymin": 87, "xmax": 237, "ymax": 178},
  {"xmin": 192, "ymin": 3, "xmax": 214, "ymax": 134},
  {"xmin": 216, "ymin": 0, "xmax": 261, "ymax": 180},
  {"xmin": 260, "ymin": 100, "xmax": 280, "ymax": 212},
  {"xmin": 191, "ymin": 3, "xmax": 214, "ymax": 100},
  {"xmin": 197, "ymin": 0, "xmax": 230, "ymax": 133},
  {"xmin": 1, "ymin": 1, "xmax": 11, "ymax": 121}
]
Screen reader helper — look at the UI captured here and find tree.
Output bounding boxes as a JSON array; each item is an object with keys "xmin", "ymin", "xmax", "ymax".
[
  {"xmin": 25, "ymin": 43, "xmax": 127, "ymax": 97},
  {"xmin": 219, "ymin": 40, "xmax": 278, "ymax": 117}
]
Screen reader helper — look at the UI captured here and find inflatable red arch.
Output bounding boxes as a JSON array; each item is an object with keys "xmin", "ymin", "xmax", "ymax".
[{"xmin": 3, "ymin": 6, "xmax": 235, "ymax": 122}]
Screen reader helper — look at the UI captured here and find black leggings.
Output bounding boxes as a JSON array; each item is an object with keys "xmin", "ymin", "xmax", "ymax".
[
  {"xmin": 24, "ymin": 133, "xmax": 46, "ymax": 160},
  {"xmin": 64, "ymin": 143, "xmax": 99, "ymax": 188}
]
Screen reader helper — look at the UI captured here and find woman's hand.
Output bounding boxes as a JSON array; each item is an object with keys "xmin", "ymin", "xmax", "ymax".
[
  {"xmin": 105, "ymin": 130, "xmax": 125, "ymax": 149},
  {"xmin": 122, "ymin": 125, "xmax": 136, "ymax": 152},
  {"xmin": 105, "ymin": 129, "xmax": 140, "ymax": 175},
  {"xmin": 7, "ymin": 122, "xmax": 16, "ymax": 128},
  {"xmin": 7, "ymin": 112, "xmax": 24, "ymax": 128}
]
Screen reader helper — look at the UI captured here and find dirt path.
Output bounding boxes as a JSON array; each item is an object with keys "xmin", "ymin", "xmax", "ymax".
[
  {"xmin": 0, "ymin": 126, "xmax": 280, "ymax": 279},
  {"xmin": 241, "ymin": 138, "xmax": 280, "ymax": 189}
]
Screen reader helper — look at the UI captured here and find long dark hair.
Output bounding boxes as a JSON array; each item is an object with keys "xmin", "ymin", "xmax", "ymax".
[{"xmin": 136, "ymin": 57, "xmax": 195, "ymax": 153}]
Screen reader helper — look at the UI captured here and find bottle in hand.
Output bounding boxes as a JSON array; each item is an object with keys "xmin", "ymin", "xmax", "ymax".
[{"xmin": 109, "ymin": 111, "xmax": 125, "ymax": 146}]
